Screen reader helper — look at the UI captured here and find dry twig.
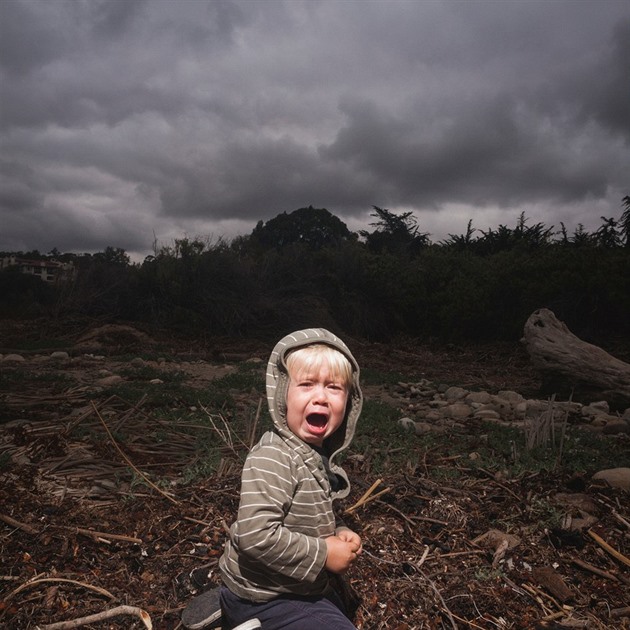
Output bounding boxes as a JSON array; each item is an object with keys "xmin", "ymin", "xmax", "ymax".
[
  {"xmin": 36, "ymin": 605, "xmax": 152, "ymax": 629},
  {"xmin": 4, "ymin": 577, "xmax": 115, "ymax": 603},
  {"xmin": 572, "ymin": 557, "xmax": 620, "ymax": 582},
  {"xmin": 91, "ymin": 400, "xmax": 178, "ymax": 505},
  {"xmin": 344, "ymin": 479, "xmax": 390, "ymax": 514},
  {"xmin": 588, "ymin": 528, "xmax": 630, "ymax": 569},
  {"xmin": 70, "ymin": 526, "xmax": 143, "ymax": 545},
  {"xmin": 0, "ymin": 513, "xmax": 40, "ymax": 535}
]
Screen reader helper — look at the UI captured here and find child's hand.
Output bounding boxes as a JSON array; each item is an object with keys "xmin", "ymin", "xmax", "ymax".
[
  {"xmin": 325, "ymin": 532, "xmax": 362, "ymax": 574},
  {"xmin": 336, "ymin": 528, "xmax": 362, "ymax": 554}
]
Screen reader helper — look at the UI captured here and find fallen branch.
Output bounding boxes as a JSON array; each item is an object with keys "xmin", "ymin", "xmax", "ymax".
[
  {"xmin": 522, "ymin": 308, "xmax": 630, "ymax": 402},
  {"xmin": 36, "ymin": 605, "xmax": 152, "ymax": 629},
  {"xmin": 91, "ymin": 400, "xmax": 179, "ymax": 505},
  {"xmin": 415, "ymin": 565, "xmax": 458, "ymax": 630},
  {"xmin": 588, "ymin": 528, "xmax": 630, "ymax": 569},
  {"xmin": 572, "ymin": 557, "xmax": 619, "ymax": 582},
  {"xmin": 0, "ymin": 513, "xmax": 40, "ymax": 535},
  {"xmin": 450, "ymin": 612, "xmax": 487, "ymax": 629},
  {"xmin": 4, "ymin": 577, "xmax": 114, "ymax": 603},
  {"xmin": 344, "ymin": 479, "xmax": 390, "ymax": 514},
  {"xmin": 71, "ymin": 526, "xmax": 143, "ymax": 545},
  {"xmin": 612, "ymin": 509, "xmax": 630, "ymax": 530}
]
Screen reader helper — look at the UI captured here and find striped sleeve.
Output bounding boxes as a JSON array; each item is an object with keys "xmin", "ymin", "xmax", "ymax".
[{"xmin": 231, "ymin": 440, "xmax": 328, "ymax": 583}]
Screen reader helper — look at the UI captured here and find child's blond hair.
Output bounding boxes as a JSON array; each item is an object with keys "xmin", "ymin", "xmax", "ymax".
[{"xmin": 285, "ymin": 344, "xmax": 353, "ymax": 388}]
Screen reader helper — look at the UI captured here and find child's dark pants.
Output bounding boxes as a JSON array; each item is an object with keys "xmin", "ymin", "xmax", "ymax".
[{"xmin": 220, "ymin": 585, "xmax": 356, "ymax": 630}]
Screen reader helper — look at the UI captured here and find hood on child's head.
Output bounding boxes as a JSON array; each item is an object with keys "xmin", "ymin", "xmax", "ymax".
[{"xmin": 265, "ymin": 328, "xmax": 363, "ymax": 457}]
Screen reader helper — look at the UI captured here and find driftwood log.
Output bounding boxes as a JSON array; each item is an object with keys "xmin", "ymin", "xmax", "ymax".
[{"xmin": 522, "ymin": 308, "xmax": 630, "ymax": 405}]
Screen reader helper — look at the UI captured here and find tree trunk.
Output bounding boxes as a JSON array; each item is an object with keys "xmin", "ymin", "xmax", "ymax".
[{"xmin": 521, "ymin": 308, "xmax": 630, "ymax": 405}]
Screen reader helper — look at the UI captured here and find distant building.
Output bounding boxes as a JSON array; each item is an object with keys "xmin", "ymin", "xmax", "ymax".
[{"xmin": 0, "ymin": 256, "xmax": 75, "ymax": 283}]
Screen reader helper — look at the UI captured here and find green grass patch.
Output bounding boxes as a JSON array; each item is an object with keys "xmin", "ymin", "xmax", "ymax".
[
  {"xmin": 118, "ymin": 365, "xmax": 186, "ymax": 383},
  {"xmin": 0, "ymin": 368, "xmax": 75, "ymax": 391},
  {"xmin": 351, "ymin": 399, "xmax": 424, "ymax": 473},
  {"xmin": 427, "ymin": 421, "xmax": 628, "ymax": 479},
  {"xmin": 213, "ymin": 361, "xmax": 266, "ymax": 392},
  {"xmin": 8, "ymin": 338, "xmax": 70, "ymax": 352},
  {"xmin": 360, "ymin": 367, "xmax": 424, "ymax": 387}
]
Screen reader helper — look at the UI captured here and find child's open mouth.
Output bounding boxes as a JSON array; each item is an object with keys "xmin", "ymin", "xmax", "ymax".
[{"xmin": 306, "ymin": 413, "xmax": 328, "ymax": 435}]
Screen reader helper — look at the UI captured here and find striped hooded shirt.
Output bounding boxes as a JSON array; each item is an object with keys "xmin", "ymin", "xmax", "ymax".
[{"xmin": 219, "ymin": 328, "xmax": 363, "ymax": 602}]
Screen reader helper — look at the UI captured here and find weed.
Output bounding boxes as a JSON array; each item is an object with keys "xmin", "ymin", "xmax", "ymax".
[
  {"xmin": 430, "ymin": 466, "xmax": 463, "ymax": 482},
  {"xmin": 213, "ymin": 361, "xmax": 266, "ymax": 392},
  {"xmin": 0, "ymin": 451, "xmax": 10, "ymax": 470},
  {"xmin": 119, "ymin": 365, "xmax": 186, "ymax": 383},
  {"xmin": 360, "ymin": 367, "xmax": 423, "ymax": 387},
  {"xmin": 527, "ymin": 496, "xmax": 563, "ymax": 530},
  {"xmin": 181, "ymin": 449, "xmax": 224, "ymax": 485},
  {"xmin": 474, "ymin": 566, "xmax": 504, "ymax": 582},
  {"xmin": 352, "ymin": 400, "xmax": 424, "ymax": 473},
  {"xmin": 0, "ymin": 369, "xmax": 75, "ymax": 390}
]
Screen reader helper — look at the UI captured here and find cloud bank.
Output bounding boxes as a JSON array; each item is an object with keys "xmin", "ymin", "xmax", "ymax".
[{"xmin": 1, "ymin": 0, "xmax": 629, "ymax": 258}]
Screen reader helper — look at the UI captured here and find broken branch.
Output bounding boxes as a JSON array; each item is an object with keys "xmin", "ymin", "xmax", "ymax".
[
  {"xmin": 572, "ymin": 557, "xmax": 619, "ymax": 582},
  {"xmin": 344, "ymin": 479, "xmax": 390, "ymax": 514},
  {"xmin": 36, "ymin": 605, "xmax": 152, "ymax": 629},
  {"xmin": 5, "ymin": 577, "xmax": 115, "ymax": 603},
  {"xmin": 91, "ymin": 400, "xmax": 179, "ymax": 505},
  {"xmin": 588, "ymin": 528, "xmax": 630, "ymax": 569},
  {"xmin": 0, "ymin": 513, "xmax": 40, "ymax": 535},
  {"xmin": 71, "ymin": 526, "xmax": 143, "ymax": 545}
]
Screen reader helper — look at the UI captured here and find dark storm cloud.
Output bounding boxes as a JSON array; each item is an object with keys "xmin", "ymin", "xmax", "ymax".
[{"xmin": 1, "ymin": 0, "xmax": 629, "ymax": 256}]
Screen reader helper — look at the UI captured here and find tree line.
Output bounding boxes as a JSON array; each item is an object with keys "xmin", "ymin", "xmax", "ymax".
[{"xmin": 2, "ymin": 198, "xmax": 629, "ymax": 344}]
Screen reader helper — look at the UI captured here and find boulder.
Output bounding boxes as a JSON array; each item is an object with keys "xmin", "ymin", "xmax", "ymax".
[{"xmin": 592, "ymin": 468, "xmax": 630, "ymax": 491}]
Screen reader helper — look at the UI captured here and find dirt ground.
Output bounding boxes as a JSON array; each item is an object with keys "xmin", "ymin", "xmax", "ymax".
[{"xmin": 0, "ymin": 321, "xmax": 628, "ymax": 629}]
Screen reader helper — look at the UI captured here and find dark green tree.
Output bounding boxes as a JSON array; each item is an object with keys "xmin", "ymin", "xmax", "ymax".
[
  {"xmin": 250, "ymin": 206, "xmax": 353, "ymax": 250},
  {"xmin": 359, "ymin": 206, "xmax": 429, "ymax": 254},
  {"xmin": 620, "ymin": 195, "xmax": 630, "ymax": 248},
  {"xmin": 595, "ymin": 217, "xmax": 621, "ymax": 248}
]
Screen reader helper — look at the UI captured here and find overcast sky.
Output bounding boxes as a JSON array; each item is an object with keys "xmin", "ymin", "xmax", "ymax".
[{"xmin": 1, "ymin": 0, "xmax": 629, "ymax": 260}]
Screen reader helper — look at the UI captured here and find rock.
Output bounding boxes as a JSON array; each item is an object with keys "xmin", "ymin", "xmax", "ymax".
[
  {"xmin": 428, "ymin": 399, "xmax": 449, "ymax": 409},
  {"xmin": 424, "ymin": 410, "xmax": 442, "ymax": 422},
  {"xmin": 465, "ymin": 391, "xmax": 492, "ymax": 405},
  {"xmin": 95, "ymin": 375, "xmax": 124, "ymax": 387},
  {"xmin": 474, "ymin": 409, "xmax": 501, "ymax": 421},
  {"xmin": 497, "ymin": 390, "xmax": 524, "ymax": 404},
  {"xmin": 582, "ymin": 401, "xmax": 610, "ymax": 417},
  {"xmin": 50, "ymin": 351, "xmax": 70, "ymax": 362},
  {"xmin": 487, "ymin": 397, "xmax": 513, "ymax": 415},
  {"xmin": 602, "ymin": 420, "xmax": 630, "ymax": 435},
  {"xmin": 592, "ymin": 467, "xmax": 630, "ymax": 491},
  {"xmin": 553, "ymin": 493, "xmax": 597, "ymax": 513},
  {"xmin": 445, "ymin": 403, "xmax": 473, "ymax": 419},
  {"xmin": 398, "ymin": 417, "xmax": 416, "ymax": 431},
  {"xmin": 514, "ymin": 401, "xmax": 527, "ymax": 418},
  {"xmin": 532, "ymin": 566, "xmax": 574, "ymax": 603},
  {"xmin": 2, "ymin": 353, "xmax": 25, "ymax": 364},
  {"xmin": 525, "ymin": 399, "xmax": 548, "ymax": 415},
  {"xmin": 413, "ymin": 421, "xmax": 445, "ymax": 435},
  {"xmin": 131, "ymin": 357, "xmax": 146, "ymax": 368},
  {"xmin": 561, "ymin": 513, "xmax": 598, "ymax": 531},
  {"xmin": 473, "ymin": 529, "xmax": 521, "ymax": 550},
  {"xmin": 444, "ymin": 386, "xmax": 467, "ymax": 402}
]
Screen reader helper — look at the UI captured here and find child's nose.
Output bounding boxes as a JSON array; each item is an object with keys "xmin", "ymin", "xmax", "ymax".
[{"xmin": 312, "ymin": 385, "xmax": 329, "ymax": 403}]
